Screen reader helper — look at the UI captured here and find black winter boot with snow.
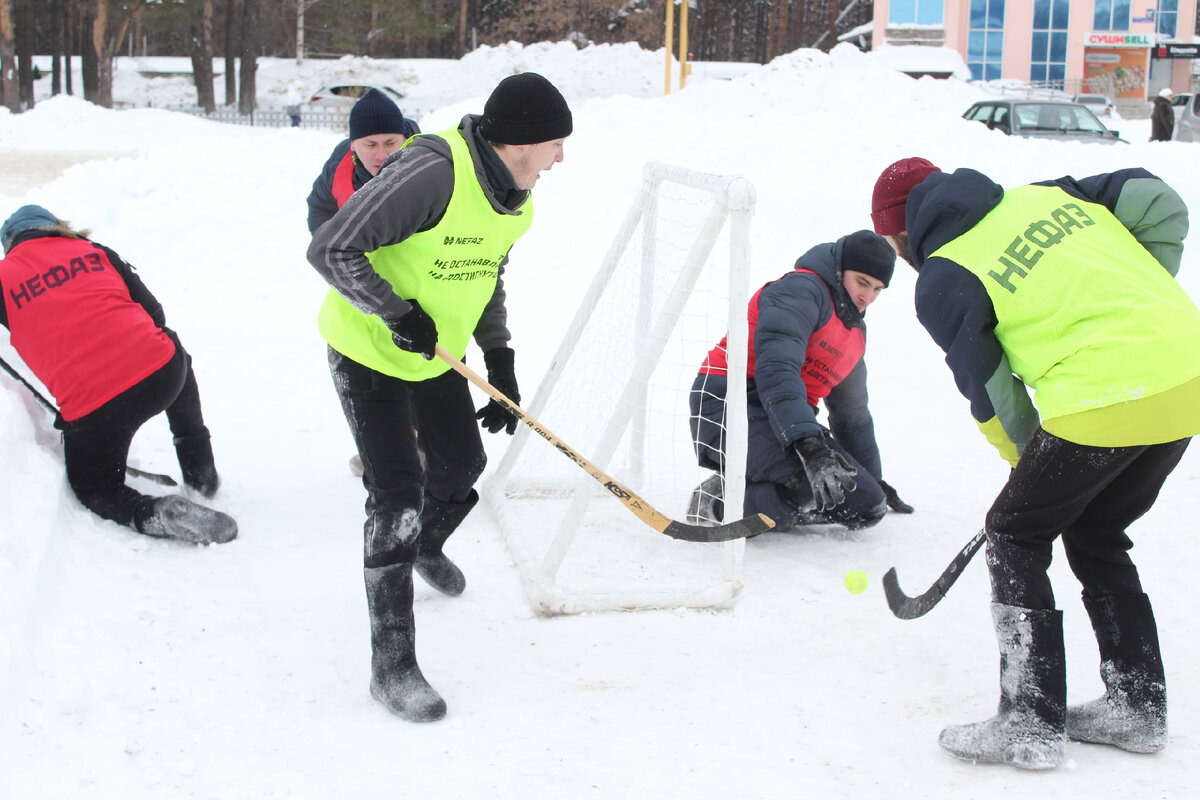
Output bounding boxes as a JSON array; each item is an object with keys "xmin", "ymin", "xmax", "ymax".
[
  {"xmin": 136, "ymin": 495, "xmax": 237, "ymax": 544},
  {"xmin": 174, "ymin": 433, "xmax": 221, "ymax": 498},
  {"xmin": 1067, "ymin": 592, "xmax": 1167, "ymax": 753},
  {"xmin": 364, "ymin": 563, "xmax": 446, "ymax": 722},
  {"xmin": 414, "ymin": 491, "xmax": 476, "ymax": 597},
  {"xmin": 939, "ymin": 603, "xmax": 1066, "ymax": 770}
]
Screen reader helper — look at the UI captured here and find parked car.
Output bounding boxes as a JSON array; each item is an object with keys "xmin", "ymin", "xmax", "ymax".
[
  {"xmin": 307, "ymin": 84, "xmax": 406, "ymax": 110},
  {"xmin": 1070, "ymin": 92, "xmax": 1114, "ymax": 117},
  {"xmin": 962, "ymin": 100, "xmax": 1125, "ymax": 143},
  {"xmin": 1173, "ymin": 92, "xmax": 1200, "ymax": 142},
  {"xmin": 1170, "ymin": 91, "xmax": 1193, "ymax": 120}
]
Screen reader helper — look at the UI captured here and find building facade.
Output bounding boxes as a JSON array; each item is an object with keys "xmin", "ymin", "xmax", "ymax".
[{"xmin": 873, "ymin": 1, "xmax": 1197, "ymax": 100}]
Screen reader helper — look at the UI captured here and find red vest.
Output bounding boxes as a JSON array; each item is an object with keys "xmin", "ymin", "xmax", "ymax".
[
  {"xmin": 701, "ymin": 269, "xmax": 865, "ymax": 405},
  {"xmin": 1, "ymin": 237, "xmax": 175, "ymax": 421},
  {"xmin": 331, "ymin": 150, "xmax": 356, "ymax": 209}
]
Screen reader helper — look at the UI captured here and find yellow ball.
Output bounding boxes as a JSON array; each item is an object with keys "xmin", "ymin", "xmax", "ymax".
[{"xmin": 843, "ymin": 569, "xmax": 869, "ymax": 595}]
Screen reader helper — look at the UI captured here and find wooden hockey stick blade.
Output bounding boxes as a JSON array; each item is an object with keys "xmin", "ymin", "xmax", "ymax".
[
  {"xmin": 435, "ymin": 345, "xmax": 774, "ymax": 543},
  {"xmin": 882, "ymin": 529, "xmax": 987, "ymax": 620}
]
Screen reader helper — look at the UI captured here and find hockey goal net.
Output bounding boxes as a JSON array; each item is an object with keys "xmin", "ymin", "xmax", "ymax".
[{"xmin": 484, "ymin": 161, "xmax": 756, "ymax": 615}]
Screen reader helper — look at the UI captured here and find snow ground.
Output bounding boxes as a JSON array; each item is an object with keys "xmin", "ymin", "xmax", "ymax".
[{"xmin": 2, "ymin": 42, "xmax": 1198, "ymax": 799}]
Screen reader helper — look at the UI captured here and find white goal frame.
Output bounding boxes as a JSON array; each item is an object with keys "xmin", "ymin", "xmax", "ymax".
[{"xmin": 484, "ymin": 160, "xmax": 756, "ymax": 615}]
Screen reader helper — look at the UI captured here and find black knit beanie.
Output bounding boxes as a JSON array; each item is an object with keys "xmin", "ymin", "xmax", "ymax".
[
  {"xmin": 479, "ymin": 72, "xmax": 573, "ymax": 145},
  {"xmin": 349, "ymin": 88, "xmax": 408, "ymax": 140},
  {"xmin": 840, "ymin": 230, "xmax": 896, "ymax": 287}
]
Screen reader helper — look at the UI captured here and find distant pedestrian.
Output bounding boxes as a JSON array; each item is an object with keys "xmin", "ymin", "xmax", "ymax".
[
  {"xmin": 0, "ymin": 205, "xmax": 236, "ymax": 545},
  {"xmin": 285, "ymin": 80, "xmax": 303, "ymax": 128},
  {"xmin": 1151, "ymin": 87, "xmax": 1174, "ymax": 141}
]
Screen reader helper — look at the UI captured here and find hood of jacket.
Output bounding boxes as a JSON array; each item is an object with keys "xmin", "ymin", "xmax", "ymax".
[{"xmin": 906, "ymin": 168, "xmax": 1005, "ymax": 269}]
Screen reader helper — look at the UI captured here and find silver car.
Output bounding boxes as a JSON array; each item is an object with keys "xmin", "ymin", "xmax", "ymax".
[
  {"xmin": 1174, "ymin": 92, "xmax": 1200, "ymax": 142},
  {"xmin": 963, "ymin": 100, "xmax": 1125, "ymax": 143}
]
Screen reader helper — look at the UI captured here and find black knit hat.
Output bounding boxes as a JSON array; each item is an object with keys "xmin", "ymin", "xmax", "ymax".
[
  {"xmin": 840, "ymin": 230, "xmax": 896, "ymax": 287},
  {"xmin": 479, "ymin": 72, "xmax": 573, "ymax": 145},
  {"xmin": 349, "ymin": 88, "xmax": 408, "ymax": 140}
]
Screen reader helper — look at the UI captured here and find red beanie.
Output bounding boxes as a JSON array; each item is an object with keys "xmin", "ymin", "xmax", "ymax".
[{"xmin": 871, "ymin": 157, "xmax": 941, "ymax": 236}]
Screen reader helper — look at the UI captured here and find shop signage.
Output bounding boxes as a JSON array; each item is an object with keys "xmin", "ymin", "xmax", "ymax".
[{"xmin": 1085, "ymin": 32, "xmax": 1155, "ymax": 47}]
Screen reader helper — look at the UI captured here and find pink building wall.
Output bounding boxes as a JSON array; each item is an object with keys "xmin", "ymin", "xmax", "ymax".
[{"xmin": 873, "ymin": 1, "xmax": 1197, "ymax": 97}]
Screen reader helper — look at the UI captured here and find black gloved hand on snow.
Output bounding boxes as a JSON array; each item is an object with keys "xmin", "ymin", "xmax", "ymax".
[
  {"xmin": 385, "ymin": 300, "xmax": 437, "ymax": 360},
  {"xmin": 476, "ymin": 347, "xmax": 521, "ymax": 435},
  {"xmin": 793, "ymin": 436, "xmax": 857, "ymax": 512},
  {"xmin": 879, "ymin": 479, "xmax": 914, "ymax": 513}
]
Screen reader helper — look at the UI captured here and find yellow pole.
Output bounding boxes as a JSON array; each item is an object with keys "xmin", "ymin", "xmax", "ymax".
[
  {"xmin": 679, "ymin": 0, "xmax": 689, "ymax": 89},
  {"xmin": 664, "ymin": 0, "xmax": 675, "ymax": 94}
]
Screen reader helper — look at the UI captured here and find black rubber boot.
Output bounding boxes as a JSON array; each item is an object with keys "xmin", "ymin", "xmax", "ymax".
[
  {"xmin": 939, "ymin": 603, "xmax": 1067, "ymax": 770},
  {"xmin": 364, "ymin": 562, "xmax": 446, "ymax": 722},
  {"xmin": 174, "ymin": 433, "xmax": 221, "ymax": 498},
  {"xmin": 414, "ymin": 491, "xmax": 477, "ymax": 597},
  {"xmin": 135, "ymin": 495, "xmax": 238, "ymax": 544},
  {"xmin": 1067, "ymin": 593, "xmax": 1167, "ymax": 753},
  {"xmin": 686, "ymin": 473, "xmax": 725, "ymax": 525}
]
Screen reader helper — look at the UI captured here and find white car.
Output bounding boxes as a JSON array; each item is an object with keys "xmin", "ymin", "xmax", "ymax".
[
  {"xmin": 1174, "ymin": 93, "xmax": 1200, "ymax": 142},
  {"xmin": 307, "ymin": 84, "xmax": 406, "ymax": 110},
  {"xmin": 1070, "ymin": 93, "xmax": 1114, "ymax": 117}
]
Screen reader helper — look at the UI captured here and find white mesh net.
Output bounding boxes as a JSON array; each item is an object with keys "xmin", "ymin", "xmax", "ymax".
[{"xmin": 484, "ymin": 162, "xmax": 756, "ymax": 615}]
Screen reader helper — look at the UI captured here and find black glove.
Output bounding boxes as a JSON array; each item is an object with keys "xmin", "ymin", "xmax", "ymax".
[
  {"xmin": 878, "ymin": 479, "xmax": 914, "ymax": 514},
  {"xmin": 793, "ymin": 436, "xmax": 858, "ymax": 512},
  {"xmin": 476, "ymin": 347, "xmax": 520, "ymax": 435},
  {"xmin": 385, "ymin": 300, "xmax": 437, "ymax": 360}
]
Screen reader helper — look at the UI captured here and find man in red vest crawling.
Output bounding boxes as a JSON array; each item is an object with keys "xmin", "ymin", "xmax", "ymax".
[
  {"xmin": 688, "ymin": 229, "xmax": 913, "ymax": 532},
  {"xmin": 306, "ymin": 88, "xmax": 421, "ymax": 235},
  {"xmin": 0, "ymin": 205, "xmax": 235, "ymax": 545}
]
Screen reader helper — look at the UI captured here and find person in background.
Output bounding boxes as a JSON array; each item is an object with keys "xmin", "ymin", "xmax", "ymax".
[
  {"xmin": 688, "ymin": 229, "xmax": 913, "ymax": 533},
  {"xmin": 871, "ymin": 156, "xmax": 1200, "ymax": 769},
  {"xmin": 0, "ymin": 205, "xmax": 235, "ymax": 545},
  {"xmin": 285, "ymin": 80, "xmax": 304, "ymax": 128},
  {"xmin": 307, "ymin": 87, "xmax": 422, "ymax": 476},
  {"xmin": 307, "ymin": 72, "xmax": 571, "ymax": 722},
  {"xmin": 307, "ymin": 88, "xmax": 421, "ymax": 235},
  {"xmin": 1150, "ymin": 87, "xmax": 1175, "ymax": 142}
]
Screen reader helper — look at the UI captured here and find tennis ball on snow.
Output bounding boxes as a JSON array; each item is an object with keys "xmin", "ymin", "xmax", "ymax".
[{"xmin": 843, "ymin": 570, "xmax": 869, "ymax": 595}]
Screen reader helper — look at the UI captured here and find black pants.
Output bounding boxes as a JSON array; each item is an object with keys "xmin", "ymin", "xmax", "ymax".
[
  {"xmin": 689, "ymin": 373, "xmax": 885, "ymax": 525},
  {"xmin": 985, "ymin": 428, "xmax": 1190, "ymax": 609},
  {"xmin": 59, "ymin": 332, "xmax": 209, "ymax": 528},
  {"xmin": 328, "ymin": 348, "xmax": 485, "ymax": 555}
]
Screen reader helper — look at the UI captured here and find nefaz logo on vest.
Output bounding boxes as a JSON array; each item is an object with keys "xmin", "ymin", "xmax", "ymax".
[
  {"xmin": 8, "ymin": 251, "xmax": 106, "ymax": 310},
  {"xmin": 988, "ymin": 203, "xmax": 1095, "ymax": 294}
]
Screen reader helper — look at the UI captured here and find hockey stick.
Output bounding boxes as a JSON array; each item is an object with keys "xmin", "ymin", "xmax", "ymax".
[
  {"xmin": 0, "ymin": 353, "xmax": 178, "ymax": 487},
  {"xmin": 436, "ymin": 344, "xmax": 774, "ymax": 543},
  {"xmin": 882, "ymin": 528, "xmax": 987, "ymax": 620}
]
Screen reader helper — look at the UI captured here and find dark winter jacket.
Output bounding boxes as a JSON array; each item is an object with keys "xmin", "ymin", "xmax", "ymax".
[
  {"xmin": 905, "ymin": 166, "xmax": 1199, "ymax": 463},
  {"xmin": 306, "ymin": 114, "xmax": 523, "ymax": 354},
  {"xmin": 1150, "ymin": 95, "xmax": 1175, "ymax": 142},
  {"xmin": 701, "ymin": 234, "xmax": 883, "ymax": 480}
]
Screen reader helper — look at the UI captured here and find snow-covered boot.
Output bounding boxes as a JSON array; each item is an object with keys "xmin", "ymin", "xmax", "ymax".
[
  {"xmin": 364, "ymin": 563, "xmax": 446, "ymax": 722},
  {"xmin": 174, "ymin": 433, "xmax": 220, "ymax": 498},
  {"xmin": 136, "ymin": 495, "xmax": 238, "ymax": 544},
  {"xmin": 1067, "ymin": 593, "xmax": 1166, "ymax": 753},
  {"xmin": 686, "ymin": 473, "xmax": 725, "ymax": 525},
  {"xmin": 939, "ymin": 603, "xmax": 1066, "ymax": 770},
  {"xmin": 414, "ymin": 491, "xmax": 477, "ymax": 596}
]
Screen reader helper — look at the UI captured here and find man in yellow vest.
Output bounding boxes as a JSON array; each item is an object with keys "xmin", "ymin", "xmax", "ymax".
[
  {"xmin": 307, "ymin": 72, "xmax": 571, "ymax": 722},
  {"xmin": 871, "ymin": 157, "xmax": 1200, "ymax": 769}
]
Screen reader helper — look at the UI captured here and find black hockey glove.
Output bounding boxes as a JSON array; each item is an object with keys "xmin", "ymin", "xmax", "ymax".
[
  {"xmin": 476, "ymin": 347, "xmax": 521, "ymax": 435},
  {"xmin": 793, "ymin": 437, "xmax": 858, "ymax": 512},
  {"xmin": 878, "ymin": 479, "xmax": 914, "ymax": 514},
  {"xmin": 385, "ymin": 300, "xmax": 437, "ymax": 360}
]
